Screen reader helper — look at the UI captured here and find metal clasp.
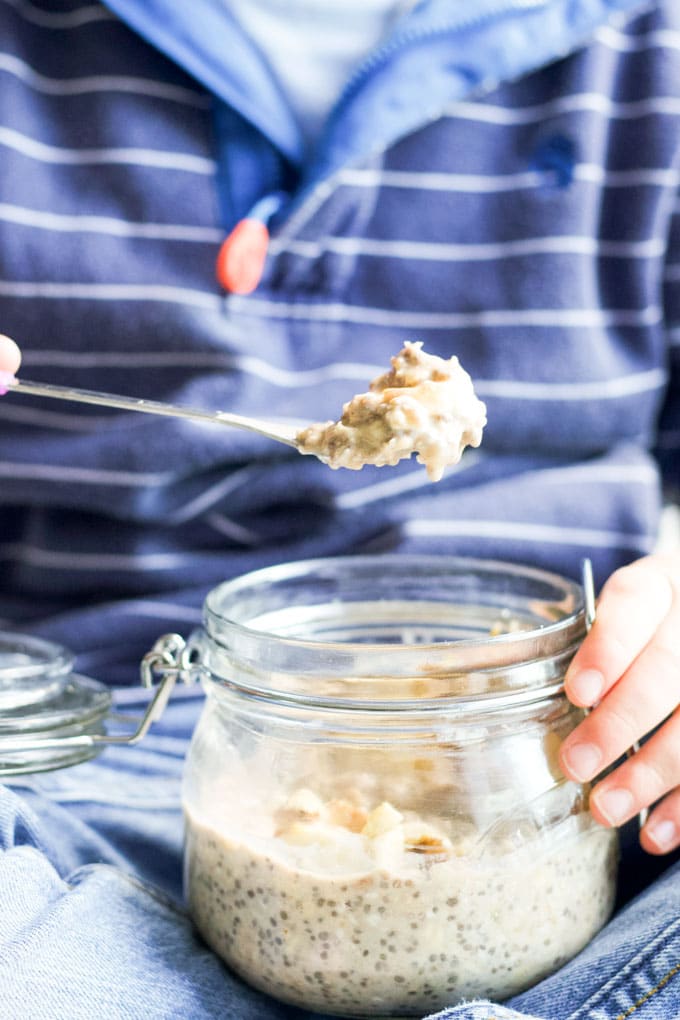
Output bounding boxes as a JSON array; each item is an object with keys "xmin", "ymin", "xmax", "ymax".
[{"xmin": 101, "ymin": 632, "xmax": 200, "ymax": 746}]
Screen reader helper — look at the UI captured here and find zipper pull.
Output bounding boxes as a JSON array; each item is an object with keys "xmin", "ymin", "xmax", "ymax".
[{"xmin": 216, "ymin": 192, "xmax": 285, "ymax": 295}]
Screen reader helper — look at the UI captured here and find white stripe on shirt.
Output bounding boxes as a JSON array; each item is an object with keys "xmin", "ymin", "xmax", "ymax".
[
  {"xmin": 403, "ymin": 518, "xmax": 653, "ymax": 551},
  {"xmin": 504, "ymin": 459, "xmax": 659, "ymax": 487},
  {"xmin": 206, "ymin": 512, "xmax": 261, "ymax": 545},
  {"xmin": 0, "ymin": 460, "xmax": 173, "ymax": 485},
  {"xmin": 21, "ymin": 348, "xmax": 385, "ymax": 383},
  {"xmin": 445, "ymin": 93, "xmax": 680, "ymax": 125},
  {"xmin": 0, "ymin": 402, "xmax": 121, "ymax": 430},
  {"xmin": 0, "ymin": 202, "xmax": 222, "ymax": 241},
  {"xmin": 270, "ymin": 235, "xmax": 665, "ymax": 262},
  {"xmin": 22, "ymin": 350, "xmax": 241, "ymax": 368},
  {"xmin": 0, "ymin": 542, "xmax": 199, "ymax": 571},
  {"xmin": 0, "ymin": 279, "xmax": 220, "ymax": 308},
  {"xmin": 336, "ymin": 164, "xmax": 679, "ymax": 193},
  {"xmin": 235, "ymin": 356, "xmax": 662, "ymax": 398},
  {"xmin": 0, "ymin": 51, "xmax": 208, "ymax": 106},
  {"xmin": 227, "ymin": 295, "xmax": 663, "ymax": 330},
  {"xmin": 0, "ymin": 0, "xmax": 115, "ymax": 28},
  {"xmin": 0, "ymin": 124, "xmax": 216, "ymax": 172},
  {"xmin": 104, "ymin": 599, "xmax": 204, "ymax": 623},
  {"xmin": 474, "ymin": 368, "xmax": 665, "ymax": 401},
  {"xmin": 165, "ymin": 466, "xmax": 255, "ymax": 525},
  {"xmin": 335, "ymin": 454, "xmax": 481, "ymax": 509}
]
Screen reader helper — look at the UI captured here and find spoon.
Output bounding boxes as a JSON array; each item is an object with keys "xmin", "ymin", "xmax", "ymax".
[
  {"xmin": 0, "ymin": 342, "xmax": 486, "ymax": 479},
  {"xmin": 0, "ymin": 372, "xmax": 300, "ymax": 448}
]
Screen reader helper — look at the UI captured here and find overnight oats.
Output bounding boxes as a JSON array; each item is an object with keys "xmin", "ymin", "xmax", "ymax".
[
  {"xmin": 183, "ymin": 557, "xmax": 619, "ymax": 1016},
  {"xmin": 296, "ymin": 341, "xmax": 486, "ymax": 480}
]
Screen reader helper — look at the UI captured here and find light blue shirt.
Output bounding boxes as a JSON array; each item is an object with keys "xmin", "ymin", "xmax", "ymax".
[{"xmin": 227, "ymin": 0, "xmax": 415, "ymax": 150}]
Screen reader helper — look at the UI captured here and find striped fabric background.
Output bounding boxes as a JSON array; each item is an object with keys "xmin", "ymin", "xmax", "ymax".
[{"xmin": 0, "ymin": 0, "xmax": 677, "ymax": 683}]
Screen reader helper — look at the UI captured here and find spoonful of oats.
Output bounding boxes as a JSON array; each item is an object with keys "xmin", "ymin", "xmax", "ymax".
[
  {"xmin": 0, "ymin": 338, "xmax": 485, "ymax": 481},
  {"xmin": 296, "ymin": 341, "xmax": 486, "ymax": 481}
]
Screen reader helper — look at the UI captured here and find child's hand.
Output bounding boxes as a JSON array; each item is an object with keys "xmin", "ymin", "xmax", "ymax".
[
  {"xmin": 559, "ymin": 554, "xmax": 680, "ymax": 854},
  {"xmin": 0, "ymin": 334, "xmax": 21, "ymax": 375}
]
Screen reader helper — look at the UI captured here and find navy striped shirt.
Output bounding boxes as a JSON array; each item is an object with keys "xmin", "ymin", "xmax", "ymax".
[{"xmin": 0, "ymin": 0, "xmax": 678, "ymax": 683}]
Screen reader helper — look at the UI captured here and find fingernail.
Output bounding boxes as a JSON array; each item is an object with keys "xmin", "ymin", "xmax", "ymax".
[
  {"xmin": 645, "ymin": 818, "xmax": 677, "ymax": 851},
  {"xmin": 0, "ymin": 370, "xmax": 16, "ymax": 396},
  {"xmin": 593, "ymin": 787, "xmax": 634, "ymax": 825},
  {"xmin": 562, "ymin": 742, "xmax": 602, "ymax": 781},
  {"xmin": 569, "ymin": 668, "xmax": 604, "ymax": 705}
]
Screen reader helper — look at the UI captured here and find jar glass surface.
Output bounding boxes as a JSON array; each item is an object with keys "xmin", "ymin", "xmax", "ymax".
[
  {"xmin": 0, "ymin": 631, "xmax": 74, "ymax": 710},
  {"xmin": 183, "ymin": 556, "xmax": 618, "ymax": 1017}
]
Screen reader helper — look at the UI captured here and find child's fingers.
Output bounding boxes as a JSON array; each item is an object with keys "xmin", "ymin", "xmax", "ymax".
[
  {"xmin": 564, "ymin": 557, "xmax": 676, "ymax": 708},
  {"xmin": 0, "ymin": 334, "xmax": 21, "ymax": 374},
  {"xmin": 585, "ymin": 708, "xmax": 680, "ymax": 832},
  {"xmin": 559, "ymin": 589, "xmax": 680, "ymax": 785},
  {"xmin": 641, "ymin": 785, "xmax": 680, "ymax": 855}
]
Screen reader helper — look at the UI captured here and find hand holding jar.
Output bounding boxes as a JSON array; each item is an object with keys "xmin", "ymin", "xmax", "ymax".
[{"xmin": 560, "ymin": 553, "xmax": 680, "ymax": 855}]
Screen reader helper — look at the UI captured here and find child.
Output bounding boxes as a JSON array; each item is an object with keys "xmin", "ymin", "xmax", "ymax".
[{"xmin": 0, "ymin": 2, "xmax": 678, "ymax": 1017}]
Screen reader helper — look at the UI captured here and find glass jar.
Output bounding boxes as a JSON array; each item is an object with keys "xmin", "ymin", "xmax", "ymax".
[{"xmin": 182, "ymin": 555, "xmax": 618, "ymax": 1018}]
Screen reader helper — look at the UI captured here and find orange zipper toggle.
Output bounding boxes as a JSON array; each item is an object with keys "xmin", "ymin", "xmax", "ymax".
[
  {"xmin": 216, "ymin": 218, "xmax": 270, "ymax": 295},
  {"xmin": 216, "ymin": 192, "xmax": 285, "ymax": 294}
]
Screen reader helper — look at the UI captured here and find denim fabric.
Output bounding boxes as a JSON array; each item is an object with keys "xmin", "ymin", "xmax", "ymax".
[
  {"xmin": 2, "ymin": 684, "xmax": 680, "ymax": 1020},
  {"xmin": 0, "ymin": 688, "xmax": 300, "ymax": 1020}
]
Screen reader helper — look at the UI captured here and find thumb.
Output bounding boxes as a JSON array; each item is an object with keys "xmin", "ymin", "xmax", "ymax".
[{"xmin": 0, "ymin": 334, "xmax": 21, "ymax": 375}]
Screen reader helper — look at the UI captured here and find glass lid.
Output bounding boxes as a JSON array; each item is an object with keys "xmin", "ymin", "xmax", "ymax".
[
  {"xmin": 0, "ymin": 631, "xmax": 112, "ymax": 775},
  {"xmin": 0, "ymin": 631, "xmax": 74, "ymax": 710}
]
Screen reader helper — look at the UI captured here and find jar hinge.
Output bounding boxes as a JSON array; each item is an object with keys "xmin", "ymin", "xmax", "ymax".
[{"xmin": 97, "ymin": 631, "xmax": 203, "ymax": 746}]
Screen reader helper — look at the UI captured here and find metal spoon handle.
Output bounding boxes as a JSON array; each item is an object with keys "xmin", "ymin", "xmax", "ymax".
[{"xmin": 2, "ymin": 376, "xmax": 299, "ymax": 447}]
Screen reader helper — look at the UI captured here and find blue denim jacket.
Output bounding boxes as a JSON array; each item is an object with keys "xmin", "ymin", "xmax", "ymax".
[{"xmin": 2, "ymin": 684, "xmax": 679, "ymax": 1020}]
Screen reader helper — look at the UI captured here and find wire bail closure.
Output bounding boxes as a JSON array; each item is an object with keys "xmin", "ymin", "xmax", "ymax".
[{"xmin": 114, "ymin": 632, "xmax": 200, "ymax": 745}]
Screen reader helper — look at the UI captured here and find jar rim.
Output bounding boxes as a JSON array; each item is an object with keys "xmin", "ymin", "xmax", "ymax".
[{"xmin": 199, "ymin": 556, "xmax": 585, "ymax": 707}]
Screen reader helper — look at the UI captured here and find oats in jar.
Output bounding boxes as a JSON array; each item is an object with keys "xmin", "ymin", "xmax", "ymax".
[{"xmin": 186, "ymin": 784, "xmax": 617, "ymax": 1017}]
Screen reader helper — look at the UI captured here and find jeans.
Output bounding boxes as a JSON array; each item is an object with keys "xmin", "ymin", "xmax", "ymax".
[{"xmin": 2, "ymin": 685, "xmax": 679, "ymax": 1020}]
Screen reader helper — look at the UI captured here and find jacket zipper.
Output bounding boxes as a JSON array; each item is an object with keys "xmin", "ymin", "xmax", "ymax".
[
  {"xmin": 270, "ymin": 0, "xmax": 549, "ymax": 232},
  {"xmin": 328, "ymin": 0, "xmax": 550, "ymax": 129}
]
